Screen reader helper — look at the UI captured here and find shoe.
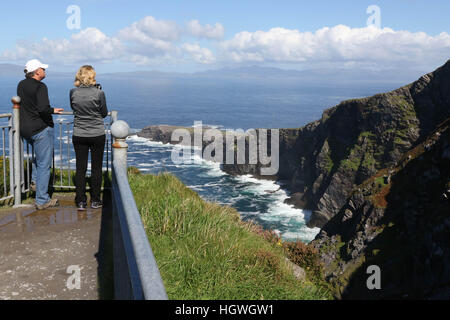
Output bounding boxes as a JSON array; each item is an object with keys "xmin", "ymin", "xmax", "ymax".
[
  {"xmin": 36, "ymin": 198, "xmax": 59, "ymax": 210},
  {"xmin": 91, "ymin": 201, "xmax": 103, "ymax": 209},
  {"xmin": 77, "ymin": 201, "xmax": 87, "ymax": 211},
  {"xmin": 30, "ymin": 182, "xmax": 36, "ymax": 192}
]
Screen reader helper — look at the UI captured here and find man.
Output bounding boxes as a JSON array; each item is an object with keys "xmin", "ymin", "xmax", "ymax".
[{"xmin": 17, "ymin": 59, "xmax": 64, "ymax": 210}]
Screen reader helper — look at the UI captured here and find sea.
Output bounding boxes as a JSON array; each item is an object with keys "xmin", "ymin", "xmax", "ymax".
[{"xmin": 0, "ymin": 74, "xmax": 404, "ymax": 242}]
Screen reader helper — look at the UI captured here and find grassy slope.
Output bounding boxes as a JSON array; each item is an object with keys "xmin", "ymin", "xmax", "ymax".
[{"xmin": 129, "ymin": 170, "xmax": 330, "ymax": 300}]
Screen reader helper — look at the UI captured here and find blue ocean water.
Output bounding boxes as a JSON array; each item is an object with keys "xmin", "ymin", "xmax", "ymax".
[{"xmin": 0, "ymin": 75, "xmax": 400, "ymax": 242}]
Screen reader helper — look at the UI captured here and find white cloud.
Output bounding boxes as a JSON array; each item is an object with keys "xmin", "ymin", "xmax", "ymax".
[
  {"xmin": 118, "ymin": 16, "xmax": 180, "ymax": 43},
  {"xmin": 219, "ymin": 25, "xmax": 450, "ymax": 69},
  {"xmin": 1, "ymin": 21, "xmax": 449, "ymax": 71},
  {"xmin": 186, "ymin": 20, "xmax": 225, "ymax": 40},
  {"xmin": 182, "ymin": 43, "xmax": 216, "ymax": 64},
  {"xmin": 2, "ymin": 28, "xmax": 124, "ymax": 64},
  {"xmin": 116, "ymin": 16, "xmax": 181, "ymax": 60},
  {"xmin": 117, "ymin": 16, "xmax": 179, "ymax": 50}
]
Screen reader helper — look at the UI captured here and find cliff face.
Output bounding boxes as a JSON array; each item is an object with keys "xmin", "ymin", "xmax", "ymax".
[
  {"xmin": 221, "ymin": 60, "xmax": 450, "ymax": 228},
  {"xmin": 311, "ymin": 118, "xmax": 450, "ymax": 299},
  {"xmin": 136, "ymin": 61, "xmax": 450, "ymax": 229}
]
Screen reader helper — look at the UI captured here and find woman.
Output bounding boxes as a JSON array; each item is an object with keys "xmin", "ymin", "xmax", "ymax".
[{"xmin": 70, "ymin": 65, "xmax": 108, "ymax": 210}]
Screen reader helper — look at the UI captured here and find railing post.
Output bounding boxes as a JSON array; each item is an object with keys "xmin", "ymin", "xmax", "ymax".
[
  {"xmin": 12, "ymin": 96, "xmax": 22, "ymax": 206},
  {"xmin": 111, "ymin": 120, "xmax": 129, "ymax": 167}
]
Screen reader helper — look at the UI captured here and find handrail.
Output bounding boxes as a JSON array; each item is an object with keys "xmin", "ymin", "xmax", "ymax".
[
  {"xmin": 56, "ymin": 111, "xmax": 113, "ymax": 116},
  {"xmin": 111, "ymin": 120, "xmax": 168, "ymax": 300}
]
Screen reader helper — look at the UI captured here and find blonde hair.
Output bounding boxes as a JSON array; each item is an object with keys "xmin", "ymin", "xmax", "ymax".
[{"xmin": 74, "ymin": 65, "xmax": 96, "ymax": 87}]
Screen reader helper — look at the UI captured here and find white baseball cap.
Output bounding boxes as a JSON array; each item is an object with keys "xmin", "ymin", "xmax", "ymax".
[{"xmin": 25, "ymin": 59, "xmax": 49, "ymax": 73}]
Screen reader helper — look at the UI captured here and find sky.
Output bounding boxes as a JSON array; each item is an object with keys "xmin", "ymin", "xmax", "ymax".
[{"xmin": 0, "ymin": 0, "xmax": 449, "ymax": 74}]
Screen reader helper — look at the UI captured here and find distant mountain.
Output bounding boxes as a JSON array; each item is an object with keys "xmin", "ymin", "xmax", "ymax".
[
  {"xmin": 100, "ymin": 70, "xmax": 182, "ymax": 79},
  {"xmin": 193, "ymin": 65, "xmax": 305, "ymax": 78},
  {"xmin": 0, "ymin": 62, "xmax": 427, "ymax": 86},
  {"xmin": 0, "ymin": 64, "xmax": 24, "ymax": 76},
  {"xmin": 193, "ymin": 65, "xmax": 426, "ymax": 85},
  {"xmin": 100, "ymin": 65, "xmax": 424, "ymax": 86},
  {"xmin": 0, "ymin": 63, "xmax": 73, "ymax": 77}
]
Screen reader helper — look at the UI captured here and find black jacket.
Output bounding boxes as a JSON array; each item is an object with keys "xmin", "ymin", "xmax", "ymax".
[{"xmin": 17, "ymin": 78, "xmax": 54, "ymax": 139}]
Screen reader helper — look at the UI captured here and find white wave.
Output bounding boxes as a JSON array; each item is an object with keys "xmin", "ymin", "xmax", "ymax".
[
  {"xmin": 234, "ymin": 174, "xmax": 280, "ymax": 193},
  {"xmin": 127, "ymin": 135, "xmax": 174, "ymax": 148},
  {"xmin": 55, "ymin": 117, "xmax": 73, "ymax": 124},
  {"xmin": 240, "ymin": 211, "xmax": 261, "ymax": 217},
  {"xmin": 127, "ymin": 132, "xmax": 319, "ymax": 242},
  {"xmin": 137, "ymin": 162, "xmax": 158, "ymax": 167},
  {"xmin": 128, "ymin": 151, "xmax": 152, "ymax": 156},
  {"xmin": 281, "ymin": 229, "xmax": 320, "ymax": 242},
  {"xmin": 56, "ymin": 135, "xmax": 72, "ymax": 143},
  {"xmin": 129, "ymin": 134, "xmax": 225, "ymax": 178},
  {"xmin": 188, "ymin": 185, "xmax": 205, "ymax": 192},
  {"xmin": 232, "ymin": 174, "xmax": 320, "ymax": 242},
  {"xmin": 190, "ymin": 123, "xmax": 224, "ymax": 130},
  {"xmin": 127, "ymin": 135, "xmax": 151, "ymax": 143}
]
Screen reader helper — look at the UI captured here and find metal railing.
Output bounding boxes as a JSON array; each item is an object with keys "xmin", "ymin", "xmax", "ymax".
[
  {"xmin": 51, "ymin": 111, "xmax": 112, "ymax": 190},
  {"xmin": 0, "ymin": 113, "xmax": 14, "ymax": 202},
  {"xmin": 8, "ymin": 107, "xmax": 110, "ymax": 201},
  {"xmin": 7, "ymin": 96, "xmax": 168, "ymax": 300},
  {"xmin": 110, "ymin": 117, "xmax": 168, "ymax": 300}
]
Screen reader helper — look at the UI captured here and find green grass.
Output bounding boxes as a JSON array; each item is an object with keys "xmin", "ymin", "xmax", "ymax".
[
  {"xmin": 340, "ymin": 157, "xmax": 361, "ymax": 171},
  {"xmin": 128, "ymin": 170, "xmax": 331, "ymax": 300},
  {"xmin": 374, "ymin": 176, "xmax": 387, "ymax": 188},
  {"xmin": 52, "ymin": 168, "xmax": 76, "ymax": 188},
  {"xmin": 51, "ymin": 168, "xmax": 112, "ymax": 190},
  {"xmin": 359, "ymin": 131, "xmax": 376, "ymax": 139}
]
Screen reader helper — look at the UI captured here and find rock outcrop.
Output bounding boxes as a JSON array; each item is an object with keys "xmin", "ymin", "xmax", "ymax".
[
  {"xmin": 221, "ymin": 60, "xmax": 450, "ymax": 228},
  {"xmin": 137, "ymin": 125, "xmax": 192, "ymax": 145},
  {"xmin": 311, "ymin": 118, "xmax": 450, "ymax": 299},
  {"xmin": 278, "ymin": 60, "xmax": 450, "ymax": 228}
]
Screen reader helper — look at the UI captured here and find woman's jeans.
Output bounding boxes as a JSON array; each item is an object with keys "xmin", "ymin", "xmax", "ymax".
[
  {"xmin": 26, "ymin": 126, "xmax": 54, "ymax": 205},
  {"xmin": 72, "ymin": 134, "xmax": 105, "ymax": 204}
]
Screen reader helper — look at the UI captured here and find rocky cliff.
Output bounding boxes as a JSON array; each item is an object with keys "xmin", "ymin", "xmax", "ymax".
[
  {"xmin": 136, "ymin": 60, "xmax": 450, "ymax": 230},
  {"xmin": 223, "ymin": 60, "xmax": 450, "ymax": 228},
  {"xmin": 311, "ymin": 118, "xmax": 450, "ymax": 299}
]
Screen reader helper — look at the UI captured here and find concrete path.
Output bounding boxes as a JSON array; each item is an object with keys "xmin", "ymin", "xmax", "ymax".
[{"xmin": 0, "ymin": 194, "xmax": 110, "ymax": 300}]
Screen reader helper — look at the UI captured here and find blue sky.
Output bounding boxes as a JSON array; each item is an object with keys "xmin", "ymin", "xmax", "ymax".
[{"xmin": 1, "ymin": 0, "xmax": 449, "ymax": 73}]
